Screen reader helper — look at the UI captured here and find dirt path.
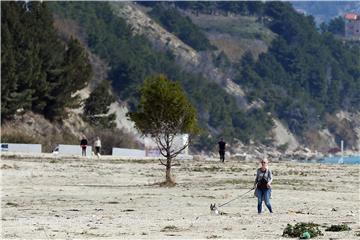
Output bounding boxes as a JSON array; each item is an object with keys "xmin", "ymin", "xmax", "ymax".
[{"xmin": 1, "ymin": 154, "xmax": 359, "ymax": 239}]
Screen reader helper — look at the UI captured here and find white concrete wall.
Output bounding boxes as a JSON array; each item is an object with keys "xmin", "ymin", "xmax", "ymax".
[
  {"xmin": 1, "ymin": 143, "xmax": 42, "ymax": 153},
  {"xmin": 57, "ymin": 144, "xmax": 92, "ymax": 156},
  {"xmin": 112, "ymin": 148, "xmax": 145, "ymax": 157}
]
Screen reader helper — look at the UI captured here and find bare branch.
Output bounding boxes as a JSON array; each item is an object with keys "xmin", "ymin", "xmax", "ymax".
[
  {"xmin": 159, "ymin": 159, "xmax": 167, "ymax": 166},
  {"xmin": 155, "ymin": 135, "xmax": 167, "ymax": 158}
]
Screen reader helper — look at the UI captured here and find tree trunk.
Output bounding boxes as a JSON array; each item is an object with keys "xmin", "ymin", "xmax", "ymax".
[{"xmin": 165, "ymin": 157, "xmax": 175, "ymax": 185}]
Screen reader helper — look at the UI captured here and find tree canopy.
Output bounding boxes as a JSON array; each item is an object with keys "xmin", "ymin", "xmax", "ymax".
[
  {"xmin": 1, "ymin": 2, "xmax": 91, "ymax": 121},
  {"xmin": 84, "ymin": 80, "xmax": 116, "ymax": 129},
  {"xmin": 127, "ymin": 74, "xmax": 199, "ymax": 143}
]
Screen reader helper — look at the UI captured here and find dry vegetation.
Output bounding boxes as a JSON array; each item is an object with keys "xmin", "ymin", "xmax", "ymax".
[{"xmin": 187, "ymin": 13, "xmax": 276, "ymax": 61}]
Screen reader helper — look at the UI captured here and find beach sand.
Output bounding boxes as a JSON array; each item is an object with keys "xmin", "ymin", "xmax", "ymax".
[{"xmin": 1, "ymin": 154, "xmax": 359, "ymax": 239}]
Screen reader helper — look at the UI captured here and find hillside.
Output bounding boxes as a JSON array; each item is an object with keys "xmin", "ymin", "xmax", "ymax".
[
  {"xmin": 121, "ymin": 2, "xmax": 360, "ymax": 151},
  {"xmin": 2, "ymin": 1, "xmax": 360, "ymax": 154},
  {"xmin": 184, "ymin": 12, "xmax": 275, "ymax": 62}
]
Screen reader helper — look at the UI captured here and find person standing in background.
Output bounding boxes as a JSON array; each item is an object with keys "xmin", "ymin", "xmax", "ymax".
[
  {"xmin": 80, "ymin": 136, "xmax": 88, "ymax": 156},
  {"xmin": 218, "ymin": 138, "xmax": 226, "ymax": 163},
  {"xmin": 94, "ymin": 136, "xmax": 102, "ymax": 157}
]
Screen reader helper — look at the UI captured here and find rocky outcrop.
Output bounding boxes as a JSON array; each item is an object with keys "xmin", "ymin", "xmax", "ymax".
[
  {"xmin": 271, "ymin": 119, "xmax": 299, "ymax": 151},
  {"xmin": 335, "ymin": 111, "xmax": 360, "ymax": 151}
]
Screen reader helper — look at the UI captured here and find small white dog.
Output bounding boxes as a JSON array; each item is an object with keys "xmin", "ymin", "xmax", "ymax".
[{"xmin": 210, "ymin": 204, "xmax": 226, "ymax": 215}]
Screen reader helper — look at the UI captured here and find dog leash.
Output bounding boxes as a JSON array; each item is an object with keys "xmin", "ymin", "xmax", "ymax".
[{"xmin": 218, "ymin": 187, "xmax": 255, "ymax": 208}]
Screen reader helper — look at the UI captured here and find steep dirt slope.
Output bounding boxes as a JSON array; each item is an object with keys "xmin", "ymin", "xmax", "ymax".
[{"xmin": 109, "ymin": 2, "xmax": 248, "ymax": 108}]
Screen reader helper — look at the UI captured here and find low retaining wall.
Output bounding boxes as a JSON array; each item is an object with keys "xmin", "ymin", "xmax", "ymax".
[
  {"xmin": 55, "ymin": 144, "xmax": 92, "ymax": 156},
  {"xmin": 1, "ymin": 143, "xmax": 42, "ymax": 153},
  {"xmin": 112, "ymin": 148, "xmax": 146, "ymax": 157}
]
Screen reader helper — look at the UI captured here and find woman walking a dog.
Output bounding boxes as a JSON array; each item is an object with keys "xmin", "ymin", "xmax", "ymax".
[{"xmin": 254, "ymin": 158, "xmax": 273, "ymax": 214}]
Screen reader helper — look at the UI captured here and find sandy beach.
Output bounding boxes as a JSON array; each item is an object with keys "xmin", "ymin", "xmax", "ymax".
[{"xmin": 1, "ymin": 153, "xmax": 359, "ymax": 239}]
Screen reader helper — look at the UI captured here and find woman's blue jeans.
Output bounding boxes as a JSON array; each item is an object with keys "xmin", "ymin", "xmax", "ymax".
[{"xmin": 256, "ymin": 188, "xmax": 273, "ymax": 213}]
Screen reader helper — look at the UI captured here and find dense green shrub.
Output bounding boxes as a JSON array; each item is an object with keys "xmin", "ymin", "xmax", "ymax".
[{"xmin": 283, "ymin": 222, "xmax": 323, "ymax": 238}]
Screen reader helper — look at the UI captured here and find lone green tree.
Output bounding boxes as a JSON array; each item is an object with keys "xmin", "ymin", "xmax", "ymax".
[{"xmin": 127, "ymin": 75, "xmax": 199, "ymax": 185}]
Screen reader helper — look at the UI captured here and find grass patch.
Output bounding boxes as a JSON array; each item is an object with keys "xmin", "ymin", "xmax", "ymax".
[
  {"xmin": 191, "ymin": 166, "xmax": 221, "ymax": 172},
  {"xmin": 197, "ymin": 195, "xmax": 216, "ymax": 199},
  {"xmin": 1, "ymin": 164, "xmax": 13, "ymax": 169},
  {"xmin": 161, "ymin": 225, "xmax": 180, "ymax": 232},
  {"xmin": 283, "ymin": 222, "xmax": 323, "ymax": 238},
  {"xmin": 325, "ymin": 224, "xmax": 351, "ymax": 231},
  {"xmin": 207, "ymin": 235, "xmax": 221, "ymax": 239},
  {"xmin": 5, "ymin": 202, "xmax": 19, "ymax": 207}
]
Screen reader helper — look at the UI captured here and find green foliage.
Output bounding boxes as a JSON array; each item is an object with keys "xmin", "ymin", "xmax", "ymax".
[
  {"xmin": 44, "ymin": 38, "xmax": 92, "ymax": 120},
  {"xmin": 163, "ymin": 2, "xmax": 265, "ymax": 16},
  {"xmin": 84, "ymin": 81, "xmax": 116, "ymax": 129},
  {"xmin": 325, "ymin": 224, "xmax": 351, "ymax": 232},
  {"xmin": 1, "ymin": 2, "xmax": 91, "ymax": 121},
  {"xmin": 277, "ymin": 143, "xmax": 289, "ymax": 152},
  {"xmin": 236, "ymin": 1, "xmax": 360, "ymax": 136},
  {"xmin": 148, "ymin": 4, "xmax": 215, "ymax": 51},
  {"xmin": 128, "ymin": 74, "xmax": 199, "ymax": 183},
  {"xmin": 283, "ymin": 222, "xmax": 323, "ymax": 238},
  {"xmin": 127, "ymin": 74, "xmax": 199, "ymax": 140},
  {"xmin": 320, "ymin": 16, "xmax": 345, "ymax": 35},
  {"xmin": 213, "ymin": 51, "xmax": 231, "ymax": 69},
  {"xmin": 50, "ymin": 2, "xmax": 274, "ymax": 150}
]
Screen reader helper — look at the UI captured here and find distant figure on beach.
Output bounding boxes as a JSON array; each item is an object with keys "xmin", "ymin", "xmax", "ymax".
[
  {"xmin": 218, "ymin": 138, "xmax": 226, "ymax": 162},
  {"xmin": 254, "ymin": 158, "xmax": 273, "ymax": 214},
  {"xmin": 94, "ymin": 136, "xmax": 101, "ymax": 157},
  {"xmin": 80, "ymin": 136, "xmax": 88, "ymax": 156}
]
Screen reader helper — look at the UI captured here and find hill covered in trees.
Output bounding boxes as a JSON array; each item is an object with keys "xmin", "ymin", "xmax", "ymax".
[
  {"xmin": 2, "ymin": 1, "xmax": 359, "ymax": 151},
  {"xmin": 146, "ymin": 1, "xmax": 360, "ymax": 148},
  {"xmin": 48, "ymin": 1, "xmax": 273, "ymax": 149}
]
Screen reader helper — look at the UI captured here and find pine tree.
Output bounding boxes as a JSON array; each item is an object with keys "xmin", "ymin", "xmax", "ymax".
[{"xmin": 84, "ymin": 80, "xmax": 116, "ymax": 129}]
